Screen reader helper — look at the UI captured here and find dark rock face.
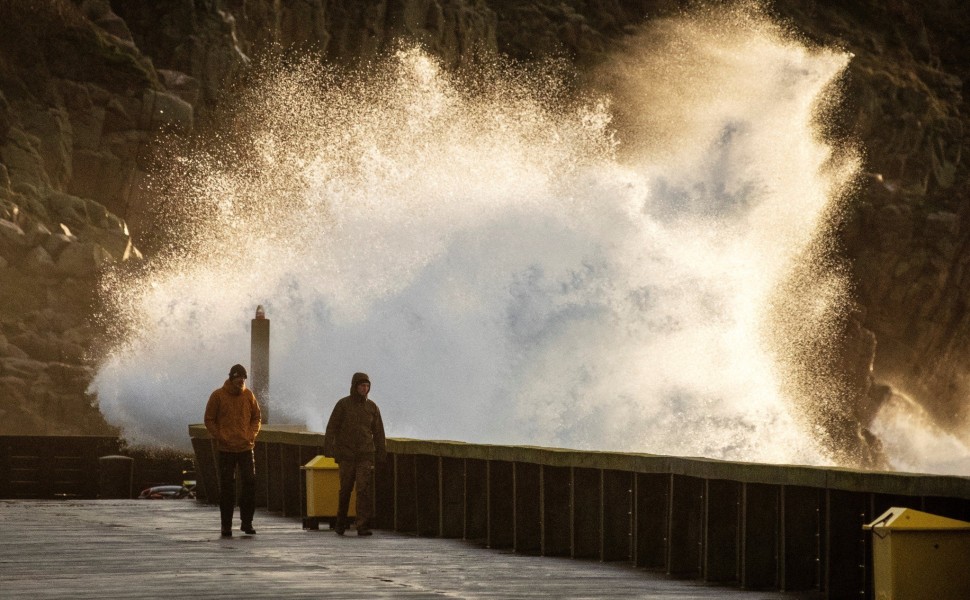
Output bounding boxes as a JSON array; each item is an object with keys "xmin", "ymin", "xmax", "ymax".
[
  {"xmin": 1, "ymin": 0, "xmax": 967, "ymax": 464},
  {"xmin": 110, "ymin": 0, "xmax": 498, "ymax": 115}
]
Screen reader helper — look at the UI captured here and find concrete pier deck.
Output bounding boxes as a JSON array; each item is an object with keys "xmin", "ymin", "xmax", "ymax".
[{"xmin": 0, "ymin": 500, "xmax": 824, "ymax": 599}]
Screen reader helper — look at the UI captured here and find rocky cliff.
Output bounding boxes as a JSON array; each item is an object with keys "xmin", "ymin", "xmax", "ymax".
[{"xmin": 0, "ymin": 0, "xmax": 967, "ymax": 466}]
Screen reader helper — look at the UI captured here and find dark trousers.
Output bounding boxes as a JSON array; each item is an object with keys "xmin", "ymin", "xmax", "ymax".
[
  {"xmin": 217, "ymin": 449, "xmax": 256, "ymax": 530},
  {"xmin": 337, "ymin": 457, "xmax": 374, "ymax": 529}
]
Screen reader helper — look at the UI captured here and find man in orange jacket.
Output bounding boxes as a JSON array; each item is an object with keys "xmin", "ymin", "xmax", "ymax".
[{"xmin": 204, "ymin": 364, "xmax": 262, "ymax": 538}]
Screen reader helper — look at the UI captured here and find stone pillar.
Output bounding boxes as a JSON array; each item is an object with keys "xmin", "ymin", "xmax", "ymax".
[{"xmin": 251, "ymin": 305, "xmax": 270, "ymax": 423}]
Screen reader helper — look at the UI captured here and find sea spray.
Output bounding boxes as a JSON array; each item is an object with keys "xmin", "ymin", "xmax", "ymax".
[{"xmin": 95, "ymin": 7, "xmax": 867, "ymax": 468}]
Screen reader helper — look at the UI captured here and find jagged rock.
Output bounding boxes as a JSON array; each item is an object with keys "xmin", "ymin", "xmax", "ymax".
[
  {"xmin": 57, "ymin": 80, "xmax": 106, "ymax": 151},
  {"xmin": 0, "ymin": 126, "xmax": 52, "ymax": 190},
  {"xmin": 158, "ymin": 69, "xmax": 202, "ymax": 107},
  {"xmin": 0, "ymin": 163, "xmax": 10, "ymax": 193},
  {"xmin": 102, "ymin": 96, "xmax": 136, "ymax": 133},
  {"xmin": 43, "ymin": 232, "xmax": 76, "ymax": 259},
  {"xmin": 141, "ymin": 89, "xmax": 194, "ymax": 131},
  {"xmin": 0, "ymin": 375, "xmax": 28, "ymax": 402},
  {"xmin": 10, "ymin": 329, "xmax": 85, "ymax": 362},
  {"xmin": 22, "ymin": 246, "xmax": 56, "ymax": 275},
  {"xmin": 21, "ymin": 219, "xmax": 52, "ymax": 247},
  {"xmin": 46, "ymin": 362, "xmax": 93, "ymax": 391},
  {"xmin": 0, "ymin": 90, "xmax": 10, "ymax": 142},
  {"xmin": 85, "ymin": 227, "xmax": 137, "ymax": 262},
  {"xmin": 0, "ymin": 218, "xmax": 28, "ymax": 263},
  {"xmin": 1, "ymin": 357, "xmax": 46, "ymax": 380},
  {"xmin": 55, "ymin": 240, "xmax": 114, "ymax": 276},
  {"xmin": 19, "ymin": 104, "xmax": 74, "ymax": 189},
  {"xmin": 67, "ymin": 149, "xmax": 123, "ymax": 206},
  {"xmin": 0, "ymin": 339, "xmax": 28, "ymax": 360},
  {"xmin": 0, "ymin": 218, "xmax": 27, "ymax": 245},
  {"xmin": 45, "ymin": 190, "xmax": 90, "ymax": 230},
  {"xmin": 78, "ymin": 0, "xmax": 135, "ymax": 42}
]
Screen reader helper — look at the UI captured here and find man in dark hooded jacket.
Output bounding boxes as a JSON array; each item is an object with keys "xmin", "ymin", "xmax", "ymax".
[{"xmin": 323, "ymin": 372, "xmax": 386, "ymax": 535}]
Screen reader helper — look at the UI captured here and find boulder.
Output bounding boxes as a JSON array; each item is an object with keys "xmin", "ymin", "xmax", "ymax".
[
  {"xmin": 9, "ymin": 183, "xmax": 49, "ymax": 221},
  {"xmin": 0, "ymin": 219, "xmax": 28, "ymax": 263},
  {"xmin": 141, "ymin": 89, "xmax": 194, "ymax": 131},
  {"xmin": 0, "ymin": 375, "xmax": 29, "ymax": 404},
  {"xmin": 0, "ymin": 126, "xmax": 52, "ymax": 190},
  {"xmin": 0, "ymin": 218, "xmax": 27, "ymax": 246},
  {"xmin": 57, "ymin": 80, "xmax": 106, "ymax": 151},
  {"xmin": 22, "ymin": 220, "xmax": 52, "ymax": 247},
  {"xmin": 86, "ymin": 228, "xmax": 138, "ymax": 261},
  {"xmin": 22, "ymin": 246, "xmax": 56, "ymax": 275},
  {"xmin": 91, "ymin": 5, "xmax": 135, "ymax": 42},
  {"xmin": 46, "ymin": 362, "xmax": 93, "ymax": 391},
  {"xmin": 1, "ymin": 356, "xmax": 46, "ymax": 380},
  {"xmin": 0, "ymin": 163, "xmax": 10, "ymax": 193},
  {"xmin": 55, "ymin": 240, "xmax": 114, "ymax": 276},
  {"xmin": 67, "ymin": 148, "xmax": 125, "ymax": 206},
  {"xmin": 45, "ymin": 190, "xmax": 90, "ymax": 230},
  {"xmin": 102, "ymin": 96, "xmax": 136, "ymax": 133},
  {"xmin": 158, "ymin": 69, "xmax": 202, "ymax": 108},
  {"xmin": 43, "ymin": 232, "xmax": 76, "ymax": 259},
  {"xmin": 20, "ymin": 105, "xmax": 74, "ymax": 189}
]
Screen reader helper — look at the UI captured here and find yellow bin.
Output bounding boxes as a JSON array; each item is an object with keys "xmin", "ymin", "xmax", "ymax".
[
  {"xmin": 301, "ymin": 455, "xmax": 354, "ymax": 530},
  {"xmin": 864, "ymin": 507, "xmax": 970, "ymax": 600}
]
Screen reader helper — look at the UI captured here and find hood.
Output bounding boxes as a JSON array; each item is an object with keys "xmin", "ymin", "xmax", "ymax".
[{"xmin": 350, "ymin": 372, "xmax": 370, "ymax": 398}]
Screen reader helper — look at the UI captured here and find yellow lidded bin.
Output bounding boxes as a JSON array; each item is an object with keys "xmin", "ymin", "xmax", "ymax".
[
  {"xmin": 864, "ymin": 507, "xmax": 970, "ymax": 600},
  {"xmin": 302, "ymin": 455, "xmax": 354, "ymax": 530}
]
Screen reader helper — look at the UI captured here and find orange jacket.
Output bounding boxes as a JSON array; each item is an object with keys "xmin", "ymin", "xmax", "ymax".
[{"xmin": 204, "ymin": 380, "xmax": 262, "ymax": 451}]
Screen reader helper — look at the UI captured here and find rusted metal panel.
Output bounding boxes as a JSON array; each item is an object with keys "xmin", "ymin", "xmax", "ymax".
[
  {"xmin": 280, "ymin": 444, "xmax": 302, "ymax": 517},
  {"xmin": 602, "ymin": 469, "xmax": 632, "ymax": 562},
  {"xmin": 265, "ymin": 442, "xmax": 283, "ymax": 512},
  {"xmin": 394, "ymin": 453, "xmax": 417, "ymax": 533},
  {"xmin": 572, "ymin": 467, "xmax": 600, "ymax": 559},
  {"xmin": 488, "ymin": 460, "xmax": 513, "ymax": 549},
  {"xmin": 541, "ymin": 465, "xmax": 570, "ymax": 557},
  {"xmin": 741, "ymin": 482, "xmax": 779, "ymax": 589},
  {"xmin": 440, "ymin": 457, "xmax": 464, "ymax": 538},
  {"xmin": 668, "ymin": 475, "xmax": 704, "ymax": 578},
  {"xmin": 704, "ymin": 478, "xmax": 739, "ymax": 583},
  {"xmin": 374, "ymin": 453, "xmax": 395, "ymax": 529},
  {"xmin": 514, "ymin": 462, "xmax": 541, "ymax": 554},
  {"xmin": 635, "ymin": 472, "xmax": 670, "ymax": 570},
  {"xmin": 824, "ymin": 489, "xmax": 869, "ymax": 599},
  {"xmin": 415, "ymin": 454, "xmax": 439, "ymax": 536},
  {"xmin": 781, "ymin": 485, "xmax": 821, "ymax": 591},
  {"xmin": 465, "ymin": 458, "xmax": 487, "ymax": 542}
]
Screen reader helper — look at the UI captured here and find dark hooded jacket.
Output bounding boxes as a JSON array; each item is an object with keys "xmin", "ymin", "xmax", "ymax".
[{"xmin": 324, "ymin": 372, "xmax": 386, "ymax": 462}]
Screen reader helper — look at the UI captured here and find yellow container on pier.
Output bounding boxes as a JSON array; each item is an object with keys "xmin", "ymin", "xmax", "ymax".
[
  {"xmin": 302, "ymin": 455, "xmax": 354, "ymax": 530},
  {"xmin": 864, "ymin": 507, "xmax": 970, "ymax": 600}
]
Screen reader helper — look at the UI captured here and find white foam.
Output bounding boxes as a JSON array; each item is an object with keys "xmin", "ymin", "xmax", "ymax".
[{"xmin": 93, "ymin": 8, "xmax": 863, "ymax": 469}]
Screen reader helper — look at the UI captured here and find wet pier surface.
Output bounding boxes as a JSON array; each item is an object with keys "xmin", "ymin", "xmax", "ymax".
[{"xmin": 0, "ymin": 500, "xmax": 822, "ymax": 599}]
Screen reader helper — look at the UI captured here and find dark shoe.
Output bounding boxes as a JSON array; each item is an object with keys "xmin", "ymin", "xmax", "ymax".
[
  {"xmin": 221, "ymin": 529, "xmax": 232, "ymax": 538},
  {"xmin": 357, "ymin": 529, "xmax": 373, "ymax": 536},
  {"xmin": 241, "ymin": 525, "xmax": 256, "ymax": 535},
  {"xmin": 334, "ymin": 525, "xmax": 346, "ymax": 536}
]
